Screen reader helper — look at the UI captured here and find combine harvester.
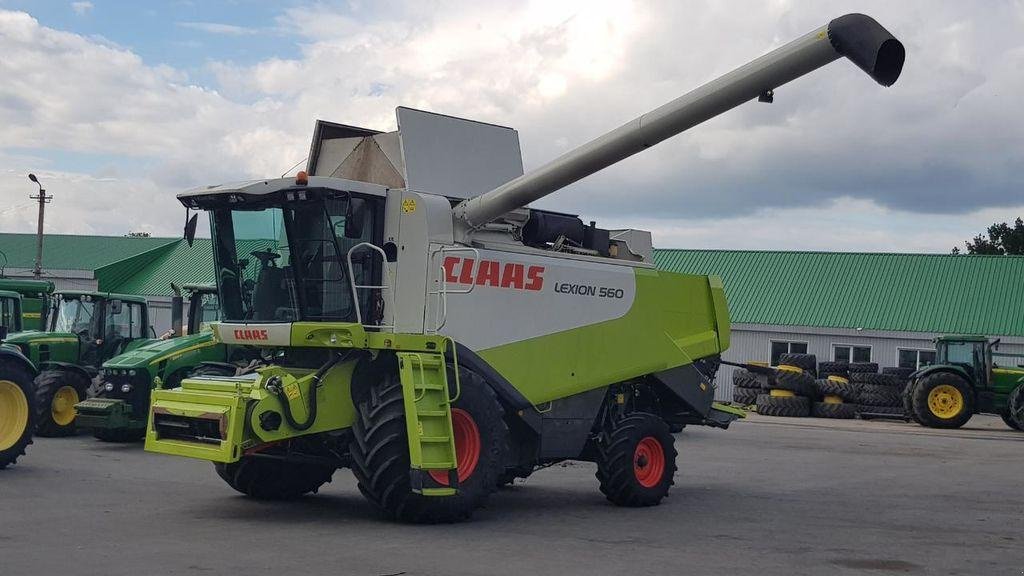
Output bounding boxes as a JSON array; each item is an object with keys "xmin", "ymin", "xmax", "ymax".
[{"xmin": 145, "ymin": 14, "xmax": 905, "ymax": 521}]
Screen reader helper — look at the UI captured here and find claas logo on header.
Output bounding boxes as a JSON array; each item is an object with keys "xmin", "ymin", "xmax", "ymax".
[{"xmin": 443, "ymin": 257, "xmax": 544, "ymax": 291}]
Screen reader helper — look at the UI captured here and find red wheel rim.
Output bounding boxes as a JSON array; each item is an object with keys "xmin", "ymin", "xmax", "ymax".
[
  {"xmin": 429, "ymin": 408, "xmax": 481, "ymax": 486},
  {"xmin": 633, "ymin": 437, "xmax": 666, "ymax": 488}
]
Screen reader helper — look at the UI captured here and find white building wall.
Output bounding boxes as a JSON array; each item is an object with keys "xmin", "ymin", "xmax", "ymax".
[{"xmin": 714, "ymin": 324, "xmax": 1024, "ymax": 401}]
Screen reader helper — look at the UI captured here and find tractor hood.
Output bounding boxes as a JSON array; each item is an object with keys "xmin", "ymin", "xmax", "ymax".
[
  {"xmin": 2, "ymin": 331, "xmax": 75, "ymax": 345},
  {"xmin": 104, "ymin": 332, "xmax": 215, "ymax": 370}
]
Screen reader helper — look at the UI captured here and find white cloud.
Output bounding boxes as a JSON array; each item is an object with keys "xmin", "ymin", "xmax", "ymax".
[
  {"xmin": 0, "ymin": 2, "xmax": 1022, "ymax": 252},
  {"xmin": 70, "ymin": 2, "xmax": 93, "ymax": 16},
  {"xmin": 177, "ymin": 21, "xmax": 257, "ymax": 36}
]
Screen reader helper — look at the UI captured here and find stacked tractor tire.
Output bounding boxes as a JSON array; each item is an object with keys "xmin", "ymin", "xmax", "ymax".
[
  {"xmin": 732, "ymin": 354, "xmax": 912, "ymax": 420},
  {"xmin": 851, "ymin": 365, "xmax": 912, "ymax": 418},
  {"xmin": 731, "ymin": 362, "xmax": 771, "ymax": 406}
]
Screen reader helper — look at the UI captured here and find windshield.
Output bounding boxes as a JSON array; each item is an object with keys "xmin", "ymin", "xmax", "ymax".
[
  {"xmin": 209, "ymin": 193, "xmax": 376, "ymax": 323},
  {"xmin": 939, "ymin": 341, "xmax": 977, "ymax": 365},
  {"xmin": 190, "ymin": 292, "xmax": 221, "ymax": 333},
  {"xmin": 52, "ymin": 296, "xmax": 96, "ymax": 335}
]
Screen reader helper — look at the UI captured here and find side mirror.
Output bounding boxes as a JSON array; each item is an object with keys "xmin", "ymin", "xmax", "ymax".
[
  {"xmin": 344, "ymin": 198, "xmax": 367, "ymax": 239},
  {"xmin": 184, "ymin": 213, "xmax": 199, "ymax": 247},
  {"xmin": 110, "ymin": 299, "xmax": 123, "ymax": 315}
]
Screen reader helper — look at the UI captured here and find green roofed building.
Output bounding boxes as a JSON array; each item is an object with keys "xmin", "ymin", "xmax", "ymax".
[
  {"xmin": 0, "ymin": 233, "xmax": 212, "ymax": 334},
  {"xmin": 655, "ymin": 249, "xmax": 1024, "ymax": 399},
  {"xmin": 3, "ymin": 232, "xmax": 1023, "ymax": 400}
]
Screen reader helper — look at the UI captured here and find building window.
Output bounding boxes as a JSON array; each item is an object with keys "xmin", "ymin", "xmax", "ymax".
[
  {"xmin": 898, "ymin": 349, "xmax": 936, "ymax": 370},
  {"xmin": 770, "ymin": 340, "xmax": 808, "ymax": 365},
  {"xmin": 833, "ymin": 344, "xmax": 871, "ymax": 363}
]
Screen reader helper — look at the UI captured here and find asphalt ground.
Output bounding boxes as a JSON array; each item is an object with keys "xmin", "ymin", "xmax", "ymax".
[{"xmin": 2, "ymin": 414, "xmax": 1022, "ymax": 576}]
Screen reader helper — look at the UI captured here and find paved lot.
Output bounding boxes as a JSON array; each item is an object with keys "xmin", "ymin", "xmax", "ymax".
[{"xmin": 2, "ymin": 414, "xmax": 1022, "ymax": 576}]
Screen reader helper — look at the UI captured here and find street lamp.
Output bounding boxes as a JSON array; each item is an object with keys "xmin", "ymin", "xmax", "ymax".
[{"xmin": 28, "ymin": 173, "xmax": 51, "ymax": 279}]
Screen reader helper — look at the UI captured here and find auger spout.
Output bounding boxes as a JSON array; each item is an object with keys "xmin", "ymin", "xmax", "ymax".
[{"xmin": 454, "ymin": 13, "xmax": 904, "ymax": 228}]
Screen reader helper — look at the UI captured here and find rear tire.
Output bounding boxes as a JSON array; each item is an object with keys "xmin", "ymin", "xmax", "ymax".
[
  {"xmin": 0, "ymin": 360, "xmax": 36, "ymax": 469},
  {"xmin": 214, "ymin": 456, "xmax": 335, "ymax": 500},
  {"xmin": 596, "ymin": 412, "xmax": 676, "ymax": 507},
  {"xmin": 34, "ymin": 369, "xmax": 89, "ymax": 437},
  {"xmin": 811, "ymin": 402, "xmax": 856, "ymax": 419},
  {"xmin": 911, "ymin": 372, "xmax": 974, "ymax": 429},
  {"xmin": 1003, "ymin": 385, "xmax": 1024, "ymax": 431},
  {"xmin": 778, "ymin": 353, "xmax": 817, "ymax": 375},
  {"xmin": 732, "ymin": 386, "xmax": 759, "ymax": 405},
  {"xmin": 350, "ymin": 367, "xmax": 509, "ymax": 523},
  {"xmin": 756, "ymin": 394, "xmax": 811, "ymax": 417}
]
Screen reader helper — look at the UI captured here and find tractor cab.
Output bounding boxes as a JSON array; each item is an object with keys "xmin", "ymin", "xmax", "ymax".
[
  {"xmin": 47, "ymin": 291, "xmax": 151, "ymax": 366},
  {"xmin": 932, "ymin": 335, "xmax": 991, "ymax": 385},
  {"xmin": 0, "ymin": 278, "xmax": 54, "ymax": 331},
  {"xmin": 0, "ymin": 290, "xmax": 23, "ymax": 334}
]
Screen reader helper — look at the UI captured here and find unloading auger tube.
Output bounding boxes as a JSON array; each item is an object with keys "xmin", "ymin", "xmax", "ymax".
[{"xmin": 454, "ymin": 13, "xmax": 905, "ymax": 228}]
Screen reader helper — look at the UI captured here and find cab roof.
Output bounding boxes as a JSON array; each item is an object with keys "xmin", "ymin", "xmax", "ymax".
[
  {"xmin": 176, "ymin": 176, "xmax": 389, "ymax": 209},
  {"xmin": 55, "ymin": 290, "xmax": 147, "ymax": 304},
  {"xmin": 0, "ymin": 290, "xmax": 21, "ymax": 300},
  {"xmin": 935, "ymin": 334, "xmax": 990, "ymax": 343}
]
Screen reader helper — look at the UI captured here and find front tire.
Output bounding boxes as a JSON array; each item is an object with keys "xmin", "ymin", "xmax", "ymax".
[
  {"xmin": 34, "ymin": 369, "xmax": 89, "ymax": 437},
  {"xmin": 349, "ymin": 367, "xmax": 509, "ymax": 523},
  {"xmin": 0, "ymin": 360, "xmax": 37, "ymax": 469},
  {"xmin": 911, "ymin": 372, "xmax": 974, "ymax": 429},
  {"xmin": 214, "ymin": 456, "xmax": 335, "ymax": 500},
  {"xmin": 1003, "ymin": 385, "xmax": 1024, "ymax": 431},
  {"xmin": 596, "ymin": 412, "xmax": 677, "ymax": 507}
]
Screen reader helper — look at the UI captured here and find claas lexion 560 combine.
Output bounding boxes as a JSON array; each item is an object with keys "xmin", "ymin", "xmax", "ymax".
[{"xmin": 144, "ymin": 14, "xmax": 904, "ymax": 521}]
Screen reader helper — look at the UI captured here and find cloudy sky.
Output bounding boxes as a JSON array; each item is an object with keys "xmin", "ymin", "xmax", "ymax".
[{"xmin": 0, "ymin": 0, "xmax": 1021, "ymax": 252}]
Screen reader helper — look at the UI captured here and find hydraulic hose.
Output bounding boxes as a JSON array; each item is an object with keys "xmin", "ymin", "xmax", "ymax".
[{"xmin": 270, "ymin": 351, "xmax": 347, "ymax": 432}]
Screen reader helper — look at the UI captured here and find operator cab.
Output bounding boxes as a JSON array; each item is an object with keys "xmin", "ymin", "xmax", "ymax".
[
  {"xmin": 0, "ymin": 291, "xmax": 23, "ymax": 334},
  {"xmin": 180, "ymin": 177, "xmax": 387, "ymax": 327},
  {"xmin": 49, "ymin": 292, "xmax": 148, "ymax": 366}
]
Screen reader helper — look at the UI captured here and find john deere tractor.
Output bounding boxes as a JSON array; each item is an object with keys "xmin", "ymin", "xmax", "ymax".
[
  {"xmin": 0, "ymin": 278, "xmax": 54, "ymax": 331},
  {"xmin": 76, "ymin": 285, "xmax": 237, "ymax": 442},
  {"xmin": 3, "ymin": 291, "xmax": 154, "ymax": 437},
  {"xmin": 906, "ymin": 335, "xmax": 1024, "ymax": 430},
  {"xmin": 0, "ymin": 306, "xmax": 38, "ymax": 469}
]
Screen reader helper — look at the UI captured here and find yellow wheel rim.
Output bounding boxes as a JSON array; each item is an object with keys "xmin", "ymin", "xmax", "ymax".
[
  {"xmin": 826, "ymin": 375, "xmax": 849, "ymax": 384},
  {"xmin": 776, "ymin": 365, "xmax": 803, "ymax": 374},
  {"xmin": 824, "ymin": 394, "xmax": 843, "ymax": 404},
  {"xmin": 770, "ymin": 389, "xmax": 795, "ymax": 398},
  {"xmin": 927, "ymin": 384, "xmax": 964, "ymax": 419},
  {"xmin": 51, "ymin": 385, "xmax": 79, "ymax": 426},
  {"xmin": 0, "ymin": 380, "xmax": 30, "ymax": 451}
]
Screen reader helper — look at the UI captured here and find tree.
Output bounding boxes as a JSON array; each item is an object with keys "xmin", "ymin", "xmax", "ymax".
[{"xmin": 953, "ymin": 217, "xmax": 1024, "ymax": 255}]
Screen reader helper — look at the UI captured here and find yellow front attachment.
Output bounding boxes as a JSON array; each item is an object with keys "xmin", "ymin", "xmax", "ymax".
[
  {"xmin": 927, "ymin": 384, "xmax": 964, "ymax": 419},
  {"xmin": 770, "ymin": 389, "xmax": 795, "ymax": 398},
  {"xmin": 51, "ymin": 386, "xmax": 79, "ymax": 426},
  {"xmin": 0, "ymin": 380, "xmax": 29, "ymax": 451}
]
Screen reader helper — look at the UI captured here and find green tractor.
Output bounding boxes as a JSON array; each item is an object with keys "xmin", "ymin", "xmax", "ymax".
[
  {"xmin": 906, "ymin": 335, "xmax": 1024, "ymax": 430},
  {"xmin": 0, "ymin": 278, "xmax": 55, "ymax": 331},
  {"xmin": 0, "ymin": 299, "xmax": 39, "ymax": 469},
  {"xmin": 76, "ymin": 285, "xmax": 235, "ymax": 442},
  {"xmin": 4, "ymin": 291, "xmax": 154, "ymax": 437}
]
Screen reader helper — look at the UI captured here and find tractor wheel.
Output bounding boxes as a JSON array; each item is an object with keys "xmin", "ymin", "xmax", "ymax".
[
  {"xmin": 732, "ymin": 386, "xmax": 759, "ymax": 405},
  {"xmin": 596, "ymin": 412, "xmax": 676, "ymax": 507},
  {"xmin": 778, "ymin": 353, "xmax": 817, "ymax": 375},
  {"xmin": 93, "ymin": 427, "xmax": 146, "ymax": 443},
  {"xmin": 756, "ymin": 394, "xmax": 811, "ymax": 417},
  {"xmin": 34, "ymin": 369, "xmax": 89, "ymax": 437},
  {"xmin": 911, "ymin": 372, "xmax": 974, "ymax": 429},
  {"xmin": 811, "ymin": 402, "xmax": 856, "ymax": 419},
  {"xmin": 350, "ymin": 368, "xmax": 509, "ymax": 523},
  {"xmin": 849, "ymin": 362, "xmax": 879, "ymax": 374},
  {"xmin": 1003, "ymin": 385, "xmax": 1024, "ymax": 431},
  {"xmin": 732, "ymin": 369, "xmax": 765, "ymax": 389},
  {"xmin": 903, "ymin": 382, "xmax": 922, "ymax": 424},
  {"xmin": 214, "ymin": 456, "xmax": 335, "ymax": 500},
  {"xmin": 817, "ymin": 361, "xmax": 849, "ymax": 378},
  {"xmin": 858, "ymin": 384, "xmax": 901, "ymax": 406},
  {"xmin": 816, "ymin": 378, "xmax": 858, "ymax": 402},
  {"xmin": 772, "ymin": 367, "xmax": 815, "ymax": 396},
  {"xmin": 0, "ymin": 360, "xmax": 37, "ymax": 469}
]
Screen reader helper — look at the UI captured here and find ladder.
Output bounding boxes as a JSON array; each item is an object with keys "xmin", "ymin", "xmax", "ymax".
[{"xmin": 397, "ymin": 351, "xmax": 459, "ymax": 496}]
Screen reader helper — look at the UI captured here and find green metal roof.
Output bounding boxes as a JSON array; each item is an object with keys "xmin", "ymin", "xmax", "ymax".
[
  {"xmin": 109, "ymin": 238, "xmax": 276, "ymax": 297},
  {"xmin": 0, "ymin": 233, "xmax": 177, "ymax": 271},
  {"xmin": 654, "ymin": 249, "xmax": 1024, "ymax": 337}
]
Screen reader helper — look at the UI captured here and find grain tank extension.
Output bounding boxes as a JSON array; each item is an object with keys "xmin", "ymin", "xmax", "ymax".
[{"xmin": 146, "ymin": 14, "xmax": 904, "ymax": 522}]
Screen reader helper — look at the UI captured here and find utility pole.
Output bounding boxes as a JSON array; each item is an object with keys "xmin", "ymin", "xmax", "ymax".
[{"xmin": 28, "ymin": 173, "xmax": 51, "ymax": 279}]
